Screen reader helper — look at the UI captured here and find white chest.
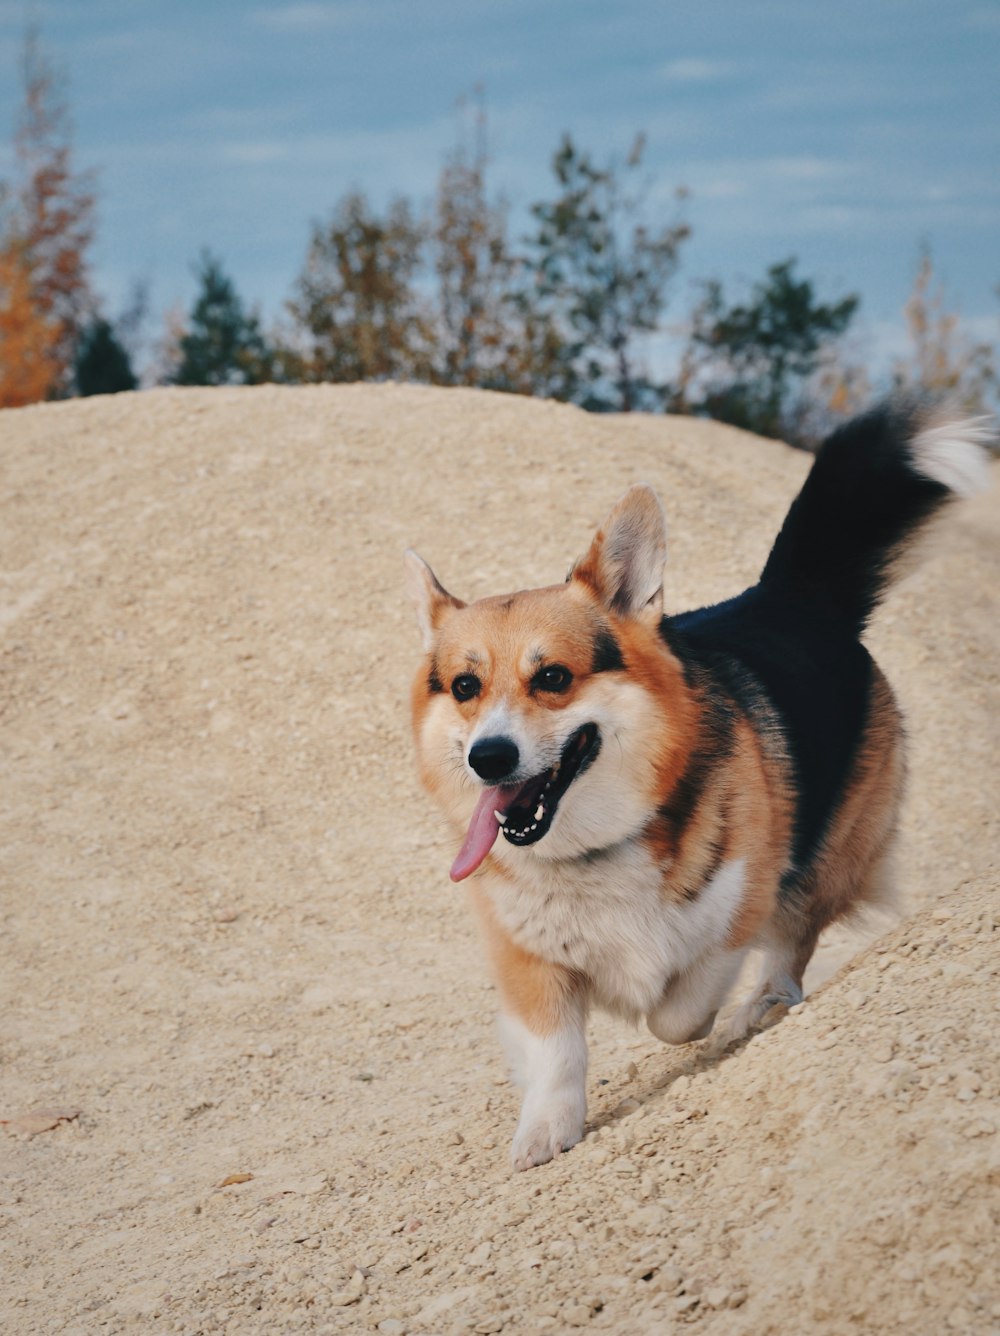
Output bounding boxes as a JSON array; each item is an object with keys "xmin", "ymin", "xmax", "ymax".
[{"xmin": 483, "ymin": 844, "xmax": 746, "ymax": 1020}]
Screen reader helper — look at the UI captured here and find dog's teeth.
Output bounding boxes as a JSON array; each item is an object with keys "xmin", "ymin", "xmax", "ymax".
[
  {"xmin": 534, "ymin": 804, "xmax": 544, "ymax": 821},
  {"xmin": 494, "ymin": 810, "xmax": 505, "ymax": 823}
]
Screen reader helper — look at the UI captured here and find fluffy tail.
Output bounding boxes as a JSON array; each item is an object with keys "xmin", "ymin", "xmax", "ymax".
[{"xmin": 760, "ymin": 397, "xmax": 994, "ymax": 633}]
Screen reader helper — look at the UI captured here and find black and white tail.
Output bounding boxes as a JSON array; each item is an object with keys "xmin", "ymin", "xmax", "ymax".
[{"xmin": 760, "ymin": 398, "xmax": 994, "ymax": 634}]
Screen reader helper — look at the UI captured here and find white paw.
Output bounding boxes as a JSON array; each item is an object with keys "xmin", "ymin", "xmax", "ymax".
[
  {"xmin": 510, "ymin": 1103, "xmax": 585, "ymax": 1172},
  {"xmin": 724, "ymin": 984, "xmax": 802, "ymax": 1042}
]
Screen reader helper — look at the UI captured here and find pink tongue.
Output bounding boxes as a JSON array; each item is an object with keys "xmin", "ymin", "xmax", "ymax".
[{"xmin": 450, "ymin": 786, "xmax": 507, "ymax": 882}]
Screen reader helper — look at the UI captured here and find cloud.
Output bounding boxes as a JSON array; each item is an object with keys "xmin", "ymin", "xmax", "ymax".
[
  {"xmin": 222, "ymin": 140, "xmax": 289, "ymax": 165},
  {"xmin": 250, "ymin": 2, "xmax": 372, "ymax": 31},
  {"xmin": 670, "ymin": 155, "xmax": 852, "ymax": 201},
  {"xmin": 964, "ymin": 312, "xmax": 1000, "ymax": 342},
  {"xmin": 795, "ymin": 203, "xmax": 868, "ymax": 230},
  {"xmin": 697, "ymin": 178, "xmax": 746, "ymax": 200},
  {"xmin": 659, "ymin": 57, "xmax": 737, "ymax": 83},
  {"xmin": 965, "ymin": 6, "xmax": 1000, "ymax": 31},
  {"xmin": 764, "ymin": 157, "xmax": 849, "ymax": 182}
]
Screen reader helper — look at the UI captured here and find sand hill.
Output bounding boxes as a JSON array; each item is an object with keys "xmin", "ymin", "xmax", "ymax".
[{"xmin": 1, "ymin": 384, "xmax": 997, "ymax": 1334}]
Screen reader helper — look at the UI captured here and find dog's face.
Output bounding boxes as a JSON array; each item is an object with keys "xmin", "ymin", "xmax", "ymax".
[{"xmin": 407, "ymin": 486, "xmax": 692, "ymax": 880}]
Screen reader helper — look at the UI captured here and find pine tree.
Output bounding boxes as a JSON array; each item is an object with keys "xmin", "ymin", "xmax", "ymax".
[
  {"xmin": 172, "ymin": 252, "xmax": 272, "ymax": 386},
  {"xmin": 74, "ymin": 317, "xmax": 137, "ymax": 396},
  {"xmin": 685, "ymin": 259, "xmax": 859, "ymax": 442}
]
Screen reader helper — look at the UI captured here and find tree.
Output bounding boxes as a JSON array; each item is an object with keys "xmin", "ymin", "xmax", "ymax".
[
  {"xmin": 431, "ymin": 96, "xmax": 524, "ymax": 391},
  {"xmin": 74, "ymin": 317, "xmax": 137, "ymax": 396},
  {"xmin": 172, "ymin": 251, "xmax": 273, "ymax": 386},
  {"xmin": 893, "ymin": 246, "xmax": 996, "ymax": 412},
  {"xmin": 521, "ymin": 134, "xmax": 690, "ymax": 412},
  {"xmin": 0, "ymin": 27, "xmax": 95, "ymax": 405},
  {"xmin": 288, "ymin": 192, "xmax": 433, "ymax": 383},
  {"xmin": 0, "ymin": 241, "xmax": 60, "ymax": 406},
  {"xmin": 684, "ymin": 258, "xmax": 859, "ymax": 442}
]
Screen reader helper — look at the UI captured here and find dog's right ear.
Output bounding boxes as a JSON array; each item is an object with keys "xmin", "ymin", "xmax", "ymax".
[
  {"xmin": 404, "ymin": 550, "xmax": 464, "ymax": 650},
  {"xmin": 571, "ymin": 484, "xmax": 667, "ymax": 619}
]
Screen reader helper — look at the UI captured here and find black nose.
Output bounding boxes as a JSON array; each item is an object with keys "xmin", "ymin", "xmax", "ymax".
[{"xmin": 468, "ymin": 736, "xmax": 520, "ymax": 782}]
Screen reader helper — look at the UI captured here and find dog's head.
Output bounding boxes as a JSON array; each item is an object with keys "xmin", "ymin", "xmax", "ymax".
[{"xmin": 407, "ymin": 486, "xmax": 692, "ymax": 880}]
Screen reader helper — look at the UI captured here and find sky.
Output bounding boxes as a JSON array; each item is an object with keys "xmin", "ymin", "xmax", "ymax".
[{"xmin": 0, "ymin": 0, "xmax": 998, "ymax": 376}]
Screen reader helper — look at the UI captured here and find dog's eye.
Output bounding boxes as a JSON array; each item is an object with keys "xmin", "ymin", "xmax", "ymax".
[
  {"xmin": 534, "ymin": 664, "xmax": 573, "ymax": 693},
  {"xmin": 451, "ymin": 673, "xmax": 481, "ymax": 702}
]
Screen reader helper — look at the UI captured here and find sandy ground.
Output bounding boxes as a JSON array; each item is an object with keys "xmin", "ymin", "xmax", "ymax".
[{"xmin": 1, "ymin": 384, "xmax": 997, "ymax": 1335}]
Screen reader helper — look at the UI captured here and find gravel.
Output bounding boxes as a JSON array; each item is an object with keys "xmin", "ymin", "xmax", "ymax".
[{"xmin": 0, "ymin": 384, "xmax": 997, "ymax": 1334}]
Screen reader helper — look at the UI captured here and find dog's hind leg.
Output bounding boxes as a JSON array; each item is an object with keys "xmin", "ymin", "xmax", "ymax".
[
  {"xmin": 647, "ymin": 947, "xmax": 748, "ymax": 1045},
  {"xmin": 725, "ymin": 836, "xmax": 898, "ymax": 1041},
  {"xmin": 723, "ymin": 917, "xmax": 814, "ymax": 1040},
  {"xmin": 727, "ymin": 666, "xmax": 905, "ymax": 1042}
]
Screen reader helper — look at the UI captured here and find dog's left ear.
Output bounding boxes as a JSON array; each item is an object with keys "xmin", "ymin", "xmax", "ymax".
[
  {"xmin": 404, "ymin": 549, "xmax": 465, "ymax": 650},
  {"xmin": 571, "ymin": 484, "xmax": 667, "ymax": 618}
]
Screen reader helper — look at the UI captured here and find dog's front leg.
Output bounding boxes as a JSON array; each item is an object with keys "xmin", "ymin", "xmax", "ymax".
[
  {"xmin": 471, "ymin": 887, "xmax": 589, "ymax": 1171},
  {"xmin": 500, "ymin": 986, "xmax": 588, "ymax": 1172}
]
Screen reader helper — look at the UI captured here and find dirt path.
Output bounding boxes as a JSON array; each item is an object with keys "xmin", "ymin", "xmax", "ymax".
[{"xmin": 1, "ymin": 385, "xmax": 997, "ymax": 1334}]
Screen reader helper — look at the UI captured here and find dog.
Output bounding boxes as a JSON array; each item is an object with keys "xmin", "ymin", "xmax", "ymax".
[{"xmin": 405, "ymin": 399, "xmax": 991, "ymax": 1171}]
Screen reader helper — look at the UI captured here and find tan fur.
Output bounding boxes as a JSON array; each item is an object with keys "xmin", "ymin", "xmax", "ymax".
[
  {"xmin": 723, "ymin": 718, "xmax": 793, "ymax": 948},
  {"xmin": 407, "ymin": 532, "xmax": 900, "ymax": 988},
  {"xmin": 625, "ymin": 618, "xmax": 793, "ymax": 941},
  {"xmin": 408, "ymin": 527, "xmax": 809, "ymax": 999},
  {"xmin": 605, "ymin": 612, "xmax": 698, "ymax": 811},
  {"xmin": 406, "ymin": 483, "xmax": 918, "ymax": 1168},
  {"xmin": 433, "ymin": 585, "xmax": 612, "ymax": 726},
  {"xmin": 468, "ymin": 882, "xmax": 583, "ymax": 1036}
]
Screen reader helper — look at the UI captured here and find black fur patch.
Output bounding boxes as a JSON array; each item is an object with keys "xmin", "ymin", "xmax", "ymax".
[
  {"xmin": 654, "ymin": 400, "xmax": 964, "ymax": 889},
  {"xmin": 592, "ymin": 628, "xmax": 625, "ymax": 674},
  {"xmin": 655, "ymin": 685, "xmax": 736, "ymax": 890},
  {"xmin": 664, "ymin": 584, "xmax": 872, "ymax": 876},
  {"xmin": 428, "ymin": 662, "xmax": 444, "ymax": 694}
]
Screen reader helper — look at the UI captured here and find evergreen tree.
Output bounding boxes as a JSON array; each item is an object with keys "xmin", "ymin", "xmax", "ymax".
[
  {"xmin": 686, "ymin": 259, "xmax": 859, "ymax": 442},
  {"xmin": 74, "ymin": 316, "xmax": 136, "ymax": 395},
  {"xmin": 173, "ymin": 251, "xmax": 272, "ymax": 386}
]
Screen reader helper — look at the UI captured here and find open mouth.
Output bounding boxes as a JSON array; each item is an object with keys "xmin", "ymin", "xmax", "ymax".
[
  {"xmin": 449, "ymin": 724, "xmax": 602, "ymax": 882},
  {"xmin": 497, "ymin": 723, "xmax": 602, "ymax": 847}
]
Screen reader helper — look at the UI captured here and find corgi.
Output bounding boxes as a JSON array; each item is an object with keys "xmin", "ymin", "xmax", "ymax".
[{"xmin": 405, "ymin": 399, "xmax": 992, "ymax": 1171}]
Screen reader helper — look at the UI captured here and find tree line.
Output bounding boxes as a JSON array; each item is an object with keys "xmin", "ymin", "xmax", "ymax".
[{"xmin": 1, "ymin": 39, "xmax": 996, "ymax": 447}]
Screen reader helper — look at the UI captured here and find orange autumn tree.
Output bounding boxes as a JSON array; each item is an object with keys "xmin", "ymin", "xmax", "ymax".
[
  {"xmin": 0, "ymin": 241, "xmax": 60, "ymax": 404},
  {"xmin": 0, "ymin": 29, "xmax": 95, "ymax": 407}
]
